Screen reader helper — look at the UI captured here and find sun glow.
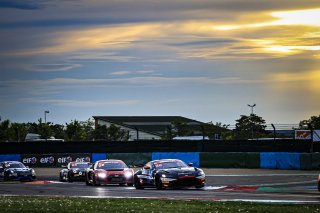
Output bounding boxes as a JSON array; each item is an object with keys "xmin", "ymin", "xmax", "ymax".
[
  {"xmin": 271, "ymin": 9, "xmax": 320, "ymax": 26},
  {"xmin": 214, "ymin": 8, "xmax": 320, "ymax": 31}
]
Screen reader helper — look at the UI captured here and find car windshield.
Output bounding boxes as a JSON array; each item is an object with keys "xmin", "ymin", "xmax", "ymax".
[
  {"xmin": 69, "ymin": 163, "xmax": 91, "ymax": 169},
  {"xmin": 153, "ymin": 161, "xmax": 187, "ymax": 169},
  {"xmin": 5, "ymin": 162, "xmax": 26, "ymax": 169},
  {"xmin": 96, "ymin": 161, "xmax": 127, "ymax": 170}
]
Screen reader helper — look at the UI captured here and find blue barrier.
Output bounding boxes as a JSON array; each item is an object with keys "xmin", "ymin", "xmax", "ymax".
[
  {"xmin": 260, "ymin": 152, "xmax": 277, "ymax": 169},
  {"xmin": 260, "ymin": 152, "xmax": 301, "ymax": 170},
  {"xmin": 92, "ymin": 153, "xmax": 106, "ymax": 163},
  {"xmin": 152, "ymin": 152, "xmax": 200, "ymax": 167},
  {"xmin": 276, "ymin": 152, "xmax": 300, "ymax": 170},
  {"xmin": 0, "ymin": 154, "xmax": 20, "ymax": 162}
]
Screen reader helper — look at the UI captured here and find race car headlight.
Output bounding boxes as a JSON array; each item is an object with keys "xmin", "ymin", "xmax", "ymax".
[
  {"xmin": 32, "ymin": 169, "xmax": 36, "ymax": 175},
  {"xmin": 124, "ymin": 172, "xmax": 132, "ymax": 178},
  {"xmin": 97, "ymin": 173, "xmax": 106, "ymax": 179},
  {"xmin": 161, "ymin": 174, "xmax": 166, "ymax": 178}
]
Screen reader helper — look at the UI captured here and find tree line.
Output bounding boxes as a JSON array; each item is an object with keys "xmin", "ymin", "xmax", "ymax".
[
  {"xmin": 0, "ymin": 114, "xmax": 319, "ymax": 142},
  {"xmin": 0, "ymin": 118, "xmax": 129, "ymax": 142}
]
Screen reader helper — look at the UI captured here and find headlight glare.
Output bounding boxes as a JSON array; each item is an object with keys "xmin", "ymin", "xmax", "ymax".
[
  {"xmin": 124, "ymin": 172, "xmax": 132, "ymax": 178},
  {"xmin": 97, "ymin": 173, "xmax": 106, "ymax": 179}
]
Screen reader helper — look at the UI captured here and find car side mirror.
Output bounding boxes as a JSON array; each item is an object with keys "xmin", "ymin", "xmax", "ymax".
[
  {"xmin": 143, "ymin": 165, "xmax": 150, "ymax": 170},
  {"xmin": 188, "ymin": 163, "xmax": 193, "ymax": 167}
]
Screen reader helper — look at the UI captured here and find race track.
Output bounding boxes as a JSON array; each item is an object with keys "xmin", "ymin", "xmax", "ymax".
[{"xmin": 1, "ymin": 168, "xmax": 319, "ymax": 204}]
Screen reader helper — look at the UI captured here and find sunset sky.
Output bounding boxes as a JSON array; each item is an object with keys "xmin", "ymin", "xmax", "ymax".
[{"xmin": 0, "ymin": 0, "xmax": 320, "ymax": 126}]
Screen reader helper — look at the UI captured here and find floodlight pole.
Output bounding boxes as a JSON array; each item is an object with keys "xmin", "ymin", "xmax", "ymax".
[
  {"xmin": 247, "ymin": 104, "xmax": 256, "ymax": 140},
  {"xmin": 44, "ymin": 110, "xmax": 49, "ymax": 124},
  {"xmin": 247, "ymin": 104, "xmax": 256, "ymax": 115}
]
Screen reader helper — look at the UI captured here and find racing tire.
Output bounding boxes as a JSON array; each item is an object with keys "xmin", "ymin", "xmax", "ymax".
[
  {"xmin": 67, "ymin": 175, "xmax": 73, "ymax": 183},
  {"xmin": 134, "ymin": 177, "xmax": 144, "ymax": 189},
  {"xmin": 85, "ymin": 179, "xmax": 91, "ymax": 186},
  {"xmin": 4, "ymin": 173, "xmax": 9, "ymax": 181},
  {"xmin": 155, "ymin": 176, "xmax": 164, "ymax": 190},
  {"xmin": 195, "ymin": 184, "xmax": 205, "ymax": 189},
  {"xmin": 92, "ymin": 174, "xmax": 100, "ymax": 186}
]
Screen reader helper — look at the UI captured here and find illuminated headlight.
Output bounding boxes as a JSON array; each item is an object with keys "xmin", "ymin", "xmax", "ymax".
[
  {"xmin": 97, "ymin": 173, "xmax": 107, "ymax": 179},
  {"xmin": 31, "ymin": 169, "xmax": 36, "ymax": 175},
  {"xmin": 124, "ymin": 172, "xmax": 132, "ymax": 178},
  {"xmin": 161, "ymin": 174, "xmax": 166, "ymax": 178}
]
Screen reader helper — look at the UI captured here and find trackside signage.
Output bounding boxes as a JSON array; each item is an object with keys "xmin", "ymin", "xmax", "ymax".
[
  {"xmin": 21, "ymin": 154, "xmax": 55, "ymax": 167},
  {"xmin": 295, "ymin": 130, "xmax": 320, "ymax": 142},
  {"xmin": 21, "ymin": 153, "xmax": 92, "ymax": 167}
]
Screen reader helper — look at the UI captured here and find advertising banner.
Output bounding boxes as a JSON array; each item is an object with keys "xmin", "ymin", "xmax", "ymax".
[
  {"xmin": 295, "ymin": 130, "xmax": 320, "ymax": 142},
  {"xmin": 55, "ymin": 153, "xmax": 91, "ymax": 167},
  {"xmin": 21, "ymin": 154, "xmax": 55, "ymax": 167},
  {"xmin": 295, "ymin": 130, "xmax": 311, "ymax": 140},
  {"xmin": 21, "ymin": 153, "xmax": 91, "ymax": 167}
]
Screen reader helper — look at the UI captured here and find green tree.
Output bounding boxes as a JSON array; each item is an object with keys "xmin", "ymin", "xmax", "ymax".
[
  {"xmin": 299, "ymin": 115, "xmax": 320, "ymax": 129},
  {"xmin": 202, "ymin": 122, "xmax": 230, "ymax": 140},
  {"xmin": 0, "ymin": 120, "xmax": 14, "ymax": 142},
  {"xmin": 171, "ymin": 119, "xmax": 193, "ymax": 137},
  {"xmin": 65, "ymin": 119, "xmax": 95, "ymax": 141},
  {"xmin": 65, "ymin": 120, "xmax": 83, "ymax": 141},
  {"xmin": 94, "ymin": 124, "xmax": 129, "ymax": 141},
  {"xmin": 235, "ymin": 114, "xmax": 267, "ymax": 140},
  {"xmin": 50, "ymin": 124, "xmax": 66, "ymax": 140},
  {"xmin": 10, "ymin": 122, "xmax": 28, "ymax": 142}
]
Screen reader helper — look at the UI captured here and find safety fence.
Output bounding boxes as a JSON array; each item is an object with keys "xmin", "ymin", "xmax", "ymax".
[
  {"xmin": 0, "ymin": 139, "xmax": 317, "ymax": 154},
  {"xmin": 1, "ymin": 152, "xmax": 320, "ymax": 170}
]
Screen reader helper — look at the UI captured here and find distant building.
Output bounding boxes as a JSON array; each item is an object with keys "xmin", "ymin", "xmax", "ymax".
[{"xmin": 92, "ymin": 116, "xmax": 205, "ymax": 141}]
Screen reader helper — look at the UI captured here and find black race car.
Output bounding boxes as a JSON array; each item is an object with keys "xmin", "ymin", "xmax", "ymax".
[
  {"xmin": 0, "ymin": 161, "xmax": 36, "ymax": 181},
  {"xmin": 134, "ymin": 159, "xmax": 205, "ymax": 189},
  {"xmin": 59, "ymin": 161, "xmax": 92, "ymax": 182}
]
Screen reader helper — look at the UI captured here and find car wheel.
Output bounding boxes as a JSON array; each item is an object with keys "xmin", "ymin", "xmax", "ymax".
[
  {"xmin": 85, "ymin": 178, "xmax": 91, "ymax": 186},
  {"xmin": 155, "ymin": 176, "xmax": 164, "ymax": 190},
  {"xmin": 92, "ymin": 174, "xmax": 100, "ymax": 186},
  {"xmin": 68, "ymin": 175, "xmax": 73, "ymax": 183},
  {"xmin": 4, "ymin": 173, "xmax": 9, "ymax": 181},
  {"xmin": 195, "ymin": 184, "xmax": 204, "ymax": 189},
  {"xmin": 134, "ymin": 177, "xmax": 144, "ymax": 189}
]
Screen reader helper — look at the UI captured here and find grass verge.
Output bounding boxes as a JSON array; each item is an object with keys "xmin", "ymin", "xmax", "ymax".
[{"xmin": 0, "ymin": 196, "xmax": 319, "ymax": 212}]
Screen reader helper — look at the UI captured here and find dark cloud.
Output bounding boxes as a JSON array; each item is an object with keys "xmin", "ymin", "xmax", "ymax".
[{"xmin": 0, "ymin": 0, "xmax": 44, "ymax": 10}]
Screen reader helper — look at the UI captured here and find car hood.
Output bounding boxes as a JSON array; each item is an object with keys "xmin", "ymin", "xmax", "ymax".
[
  {"xmin": 7, "ymin": 168, "xmax": 31, "ymax": 172},
  {"xmin": 71, "ymin": 168, "xmax": 88, "ymax": 172},
  {"xmin": 159, "ymin": 167, "xmax": 198, "ymax": 175}
]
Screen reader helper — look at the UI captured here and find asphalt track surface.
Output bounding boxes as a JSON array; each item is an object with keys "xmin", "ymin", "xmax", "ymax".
[{"xmin": 1, "ymin": 168, "xmax": 320, "ymax": 204}]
